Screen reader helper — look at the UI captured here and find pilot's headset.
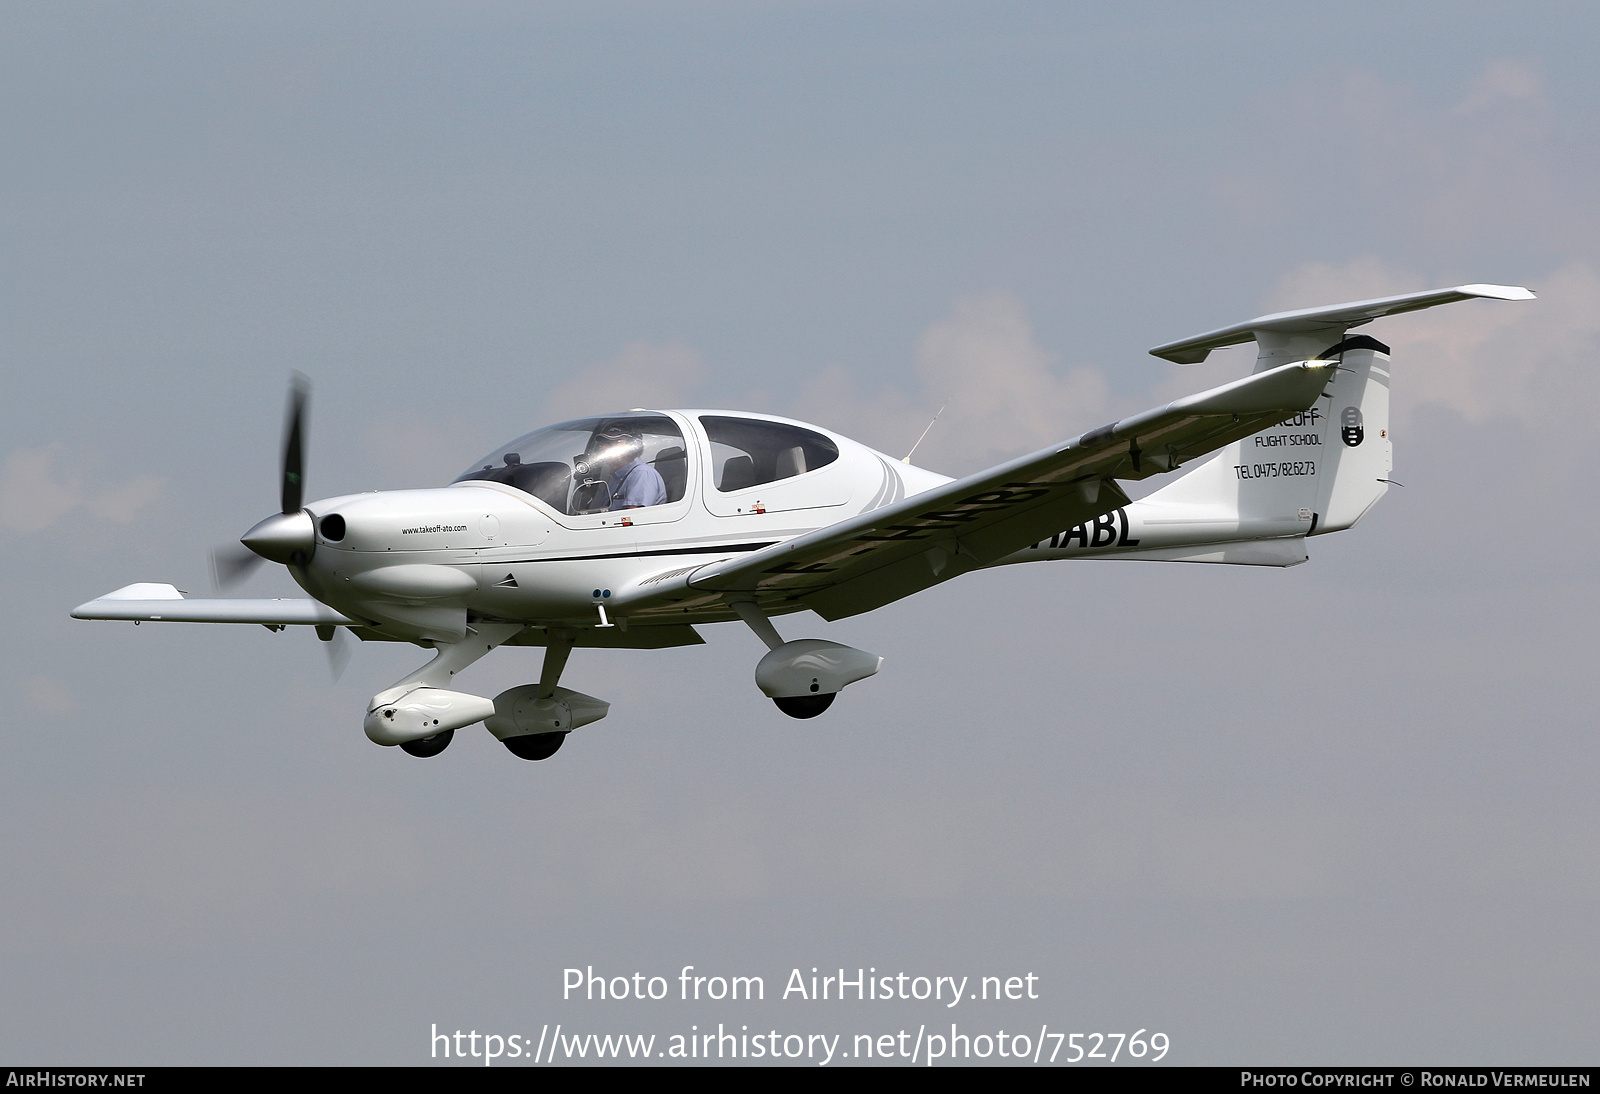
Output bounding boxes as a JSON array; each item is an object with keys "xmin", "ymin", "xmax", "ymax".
[{"xmin": 587, "ymin": 421, "xmax": 644, "ymax": 472}]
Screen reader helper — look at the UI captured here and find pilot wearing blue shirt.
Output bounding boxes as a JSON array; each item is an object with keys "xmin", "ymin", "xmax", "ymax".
[{"xmin": 597, "ymin": 423, "xmax": 667, "ymax": 510}]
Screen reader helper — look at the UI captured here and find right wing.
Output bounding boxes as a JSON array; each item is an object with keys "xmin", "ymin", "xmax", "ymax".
[
  {"xmin": 72, "ymin": 583, "xmax": 358, "ymax": 626},
  {"xmin": 620, "ymin": 359, "xmax": 1336, "ymax": 621}
]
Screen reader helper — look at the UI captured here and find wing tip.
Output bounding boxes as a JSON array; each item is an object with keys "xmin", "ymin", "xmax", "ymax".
[
  {"xmin": 1457, "ymin": 283, "xmax": 1537, "ymax": 301},
  {"xmin": 73, "ymin": 582, "xmax": 186, "ymax": 618}
]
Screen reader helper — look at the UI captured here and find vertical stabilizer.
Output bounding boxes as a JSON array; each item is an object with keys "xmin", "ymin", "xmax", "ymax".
[
  {"xmin": 1133, "ymin": 334, "xmax": 1390, "ymax": 536},
  {"xmin": 1309, "ymin": 337, "xmax": 1392, "ymax": 534}
]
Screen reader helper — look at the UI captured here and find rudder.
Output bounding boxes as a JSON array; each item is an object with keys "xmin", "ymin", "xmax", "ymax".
[{"xmin": 1309, "ymin": 335, "xmax": 1392, "ymax": 535}]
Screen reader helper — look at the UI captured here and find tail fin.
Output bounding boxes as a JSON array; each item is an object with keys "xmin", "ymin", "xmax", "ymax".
[
  {"xmin": 1127, "ymin": 285, "xmax": 1532, "ymax": 555},
  {"xmin": 1311, "ymin": 336, "xmax": 1392, "ymax": 534},
  {"xmin": 1138, "ymin": 333, "xmax": 1391, "ymax": 537}
]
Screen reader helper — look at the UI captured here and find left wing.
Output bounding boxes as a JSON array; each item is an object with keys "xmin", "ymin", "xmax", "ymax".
[
  {"xmin": 622, "ymin": 359, "xmax": 1336, "ymax": 621},
  {"xmin": 72, "ymin": 583, "xmax": 358, "ymax": 625}
]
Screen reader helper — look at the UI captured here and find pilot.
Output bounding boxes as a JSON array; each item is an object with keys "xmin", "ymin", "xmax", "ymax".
[{"xmin": 594, "ymin": 422, "xmax": 667, "ymax": 510}]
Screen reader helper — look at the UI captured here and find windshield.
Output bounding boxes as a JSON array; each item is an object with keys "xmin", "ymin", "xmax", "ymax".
[{"xmin": 455, "ymin": 413, "xmax": 688, "ymax": 515}]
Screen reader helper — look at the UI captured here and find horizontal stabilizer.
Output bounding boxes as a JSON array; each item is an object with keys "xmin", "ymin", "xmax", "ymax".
[
  {"xmin": 1150, "ymin": 284, "xmax": 1535, "ymax": 364},
  {"xmin": 72, "ymin": 583, "xmax": 357, "ymax": 625},
  {"xmin": 1102, "ymin": 537, "xmax": 1308, "ymax": 567}
]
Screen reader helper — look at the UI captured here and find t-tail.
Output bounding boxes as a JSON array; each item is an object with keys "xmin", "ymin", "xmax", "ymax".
[{"xmin": 1018, "ymin": 284, "xmax": 1534, "ymax": 567}]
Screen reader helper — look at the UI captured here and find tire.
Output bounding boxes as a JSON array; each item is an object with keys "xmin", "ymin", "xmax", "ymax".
[
  {"xmin": 772, "ymin": 693, "xmax": 835, "ymax": 719},
  {"xmin": 400, "ymin": 728, "xmax": 454, "ymax": 758},
  {"xmin": 503, "ymin": 731, "xmax": 566, "ymax": 760}
]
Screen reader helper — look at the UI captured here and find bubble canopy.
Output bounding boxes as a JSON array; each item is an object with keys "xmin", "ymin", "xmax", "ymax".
[{"xmin": 455, "ymin": 413, "xmax": 688, "ymax": 515}]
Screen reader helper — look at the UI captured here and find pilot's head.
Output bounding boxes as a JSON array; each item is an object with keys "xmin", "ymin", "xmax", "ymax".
[{"xmin": 590, "ymin": 422, "xmax": 644, "ymax": 469}]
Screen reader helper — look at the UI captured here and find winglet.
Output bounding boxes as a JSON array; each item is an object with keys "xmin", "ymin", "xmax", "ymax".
[{"xmin": 1149, "ymin": 284, "xmax": 1536, "ymax": 365}]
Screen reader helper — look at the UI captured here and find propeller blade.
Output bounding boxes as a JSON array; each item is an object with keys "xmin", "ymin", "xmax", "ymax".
[
  {"xmin": 324, "ymin": 626, "xmax": 352, "ymax": 682},
  {"xmin": 211, "ymin": 543, "xmax": 264, "ymax": 591},
  {"xmin": 281, "ymin": 372, "xmax": 310, "ymax": 514}
]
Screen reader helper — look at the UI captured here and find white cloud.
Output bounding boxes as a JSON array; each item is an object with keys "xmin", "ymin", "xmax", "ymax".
[
  {"xmin": 0, "ymin": 448, "xmax": 83, "ymax": 533},
  {"xmin": 24, "ymin": 677, "xmax": 78, "ymax": 717},
  {"xmin": 356, "ymin": 344, "xmax": 705, "ymax": 489},
  {"xmin": 1216, "ymin": 58, "xmax": 1574, "ymax": 249},
  {"xmin": 1455, "ymin": 57, "xmax": 1547, "ymax": 115},
  {"xmin": 85, "ymin": 474, "xmax": 164, "ymax": 525},
  {"xmin": 0, "ymin": 445, "xmax": 162, "ymax": 533},
  {"xmin": 541, "ymin": 339, "xmax": 708, "ymax": 424},
  {"xmin": 1260, "ymin": 257, "xmax": 1599, "ymax": 431},
  {"xmin": 790, "ymin": 290, "xmax": 1109, "ymax": 475}
]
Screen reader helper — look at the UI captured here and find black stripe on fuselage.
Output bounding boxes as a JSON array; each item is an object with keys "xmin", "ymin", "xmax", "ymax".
[{"xmin": 493, "ymin": 541, "xmax": 780, "ymax": 565}]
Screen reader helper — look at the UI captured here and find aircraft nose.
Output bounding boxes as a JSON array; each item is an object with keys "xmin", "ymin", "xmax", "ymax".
[{"xmin": 241, "ymin": 510, "xmax": 316, "ymax": 564}]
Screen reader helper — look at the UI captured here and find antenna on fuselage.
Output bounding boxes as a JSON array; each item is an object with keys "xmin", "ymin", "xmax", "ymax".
[{"xmin": 902, "ymin": 400, "xmax": 949, "ymax": 464}]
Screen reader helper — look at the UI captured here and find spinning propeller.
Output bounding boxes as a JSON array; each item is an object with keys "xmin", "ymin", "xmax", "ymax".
[{"xmin": 209, "ymin": 374, "xmax": 351, "ymax": 678}]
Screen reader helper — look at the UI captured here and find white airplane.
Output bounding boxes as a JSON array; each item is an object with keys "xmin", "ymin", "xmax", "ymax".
[{"xmin": 74, "ymin": 285, "xmax": 1533, "ymax": 760}]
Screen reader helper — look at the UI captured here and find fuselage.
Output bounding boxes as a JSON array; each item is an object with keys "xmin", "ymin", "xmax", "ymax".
[
  {"xmin": 289, "ymin": 404, "xmax": 1323, "ymax": 645},
  {"xmin": 291, "ymin": 409, "xmax": 949, "ymax": 642}
]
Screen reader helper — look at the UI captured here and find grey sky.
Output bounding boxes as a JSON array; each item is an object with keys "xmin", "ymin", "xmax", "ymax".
[{"xmin": 2, "ymin": 2, "xmax": 1597, "ymax": 1065}]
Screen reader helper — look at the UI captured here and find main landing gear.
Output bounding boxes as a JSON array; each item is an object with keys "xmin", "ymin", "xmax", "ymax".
[
  {"xmin": 771, "ymin": 694, "xmax": 835, "ymax": 719},
  {"xmin": 484, "ymin": 629, "xmax": 609, "ymax": 761},
  {"xmin": 501, "ymin": 731, "xmax": 565, "ymax": 760},
  {"xmin": 727, "ymin": 601, "xmax": 882, "ymax": 719},
  {"xmin": 400, "ymin": 729, "xmax": 454, "ymax": 757}
]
